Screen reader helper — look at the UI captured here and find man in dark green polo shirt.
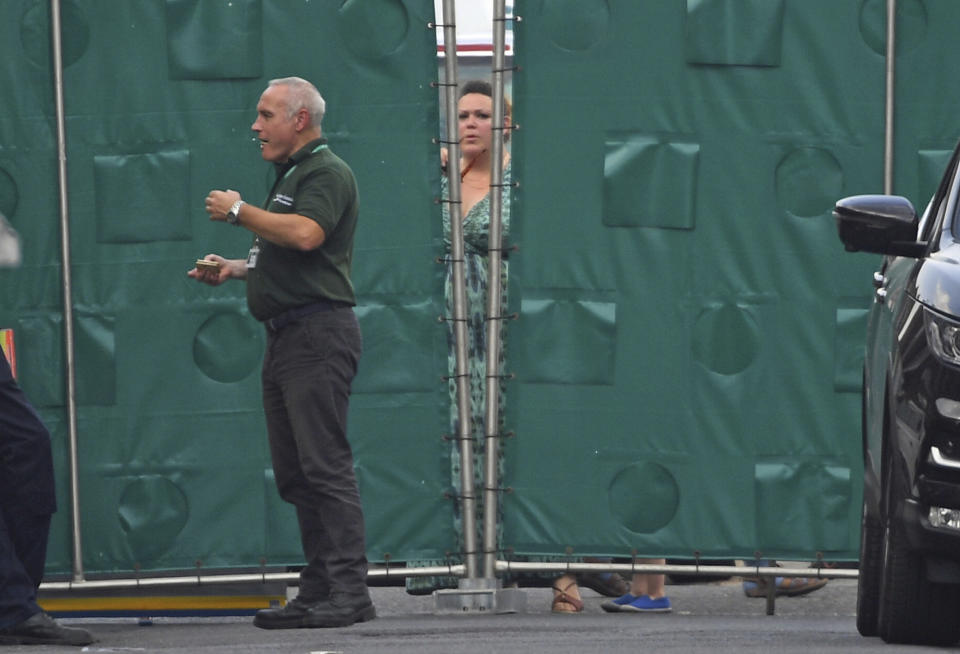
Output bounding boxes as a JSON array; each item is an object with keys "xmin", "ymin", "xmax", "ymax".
[{"xmin": 189, "ymin": 77, "xmax": 373, "ymax": 629}]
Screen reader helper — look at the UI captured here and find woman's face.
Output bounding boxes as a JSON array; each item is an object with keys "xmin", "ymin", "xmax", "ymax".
[{"xmin": 457, "ymin": 93, "xmax": 493, "ymax": 158}]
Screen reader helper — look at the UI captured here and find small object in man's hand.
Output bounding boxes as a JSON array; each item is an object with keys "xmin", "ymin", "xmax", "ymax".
[{"xmin": 195, "ymin": 259, "xmax": 221, "ymax": 272}]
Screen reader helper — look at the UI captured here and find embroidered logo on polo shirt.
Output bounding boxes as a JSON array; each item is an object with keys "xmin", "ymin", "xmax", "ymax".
[{"xmin": 272, "ymin": 193, "xmax": 294, "ymax": 207}]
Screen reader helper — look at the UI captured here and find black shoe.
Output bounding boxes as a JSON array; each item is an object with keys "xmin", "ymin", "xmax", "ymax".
[
  {"xmin": 0, "ymin": 611, "xmax": 95, "ymax": 646},
  {"xmin": 253, "ymin": 596, "xmax": 314, "ymax": 629},
  {"xmin": 254, "ymin": 595, "xmax": 375, "ymax": 629}
]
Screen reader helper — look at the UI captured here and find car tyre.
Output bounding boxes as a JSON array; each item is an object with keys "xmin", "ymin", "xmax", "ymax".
[
  {"xmin": 856, "ymin": 499, "xmax": 882, "ymax": 637},
  {"xmin": 878, "ymin": 453, "xmax": 960, "ymax": 645}
]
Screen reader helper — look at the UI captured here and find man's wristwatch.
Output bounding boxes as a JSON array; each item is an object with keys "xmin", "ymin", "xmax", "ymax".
[{"xmin": 227, "ymin": 199, "xmax": 245, "ymax": 225}]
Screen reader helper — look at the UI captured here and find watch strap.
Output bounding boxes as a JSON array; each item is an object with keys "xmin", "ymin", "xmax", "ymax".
[{"xmin": 227, "ymin": 199, "xmax": 244, "ymax": 225}]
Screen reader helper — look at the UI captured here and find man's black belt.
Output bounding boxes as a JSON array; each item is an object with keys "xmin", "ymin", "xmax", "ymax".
[{"xmin": 265, "ymin": 300, "xmax": 347, "ymax": 332}]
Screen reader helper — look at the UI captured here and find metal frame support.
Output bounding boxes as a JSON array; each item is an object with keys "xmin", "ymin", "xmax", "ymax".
[
  {"xmin": 43, "ymin": 561, "xmax": 853, "ymax": 618},
  {"xmin": 438, "ymin": 0, "xmax": 479, "ymax": 584},
  {"xmin": 884, "ymin": 0, "xmax": 896, "ymax": 194},
  {"xmin": 50, "ymin": 0, "xmax": 85, "ymax": 584},
  {"xmin": 481, "ymin": 0, "xmax": 509, "ymax": 582},
  {"xmin": 432, "ymin": 0, "xmax": 525, "ymax": 614}
]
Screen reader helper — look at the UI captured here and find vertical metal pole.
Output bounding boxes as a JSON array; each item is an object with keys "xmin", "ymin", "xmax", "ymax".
[
  {"xmin": 440, "ymin": 0, "xmax": 478, "ymax": 580},
  {"xmin": 50, "ymin": 0, "xmax": 84, "ymax": 582},
  {"xmin": 482, "ymin": 0, "xmax": 508, "ymax": 580},
  {"xmin": 884, "ymin": 0, "xmax": 896, "ymax": 194}
]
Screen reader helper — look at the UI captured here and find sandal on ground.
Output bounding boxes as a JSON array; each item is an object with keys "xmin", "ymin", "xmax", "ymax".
[{"xmin": 551, "ymin": 581, "xmax": 584, "ymax": 613}]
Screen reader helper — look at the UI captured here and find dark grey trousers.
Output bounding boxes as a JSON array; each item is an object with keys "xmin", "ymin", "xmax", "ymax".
[
  {"xmin": 0, "ymin": 354, "xmax": 55, "ymax": 628},
  {"xmin": 261, "ymin": 307, "xmax": 368, "ymax": 600}
]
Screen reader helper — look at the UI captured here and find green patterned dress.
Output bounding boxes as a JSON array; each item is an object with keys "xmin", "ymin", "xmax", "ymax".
[
  {"xmin": 406, "ymin": 163, "xmax": 511, "ymax": 593},
  {"xmin": 443, "ymin": 161, "xmax": 511, "ymax": 545}
]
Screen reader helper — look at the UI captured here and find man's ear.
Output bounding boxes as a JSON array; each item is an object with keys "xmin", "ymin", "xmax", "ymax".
[{"xmin": 295, "ymin": 108, "xmax": 310, "ymax": 132}]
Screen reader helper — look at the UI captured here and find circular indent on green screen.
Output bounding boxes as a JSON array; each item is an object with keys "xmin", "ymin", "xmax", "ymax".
[
  {"xmin": 859, "ymin": 0, "xmax": 926, "ymax": 56},
  {"xmin": 0, "ymin": 168, "xmax": 18, "ymax": 219},
  {"xmin": 21, "ymin": 0, "xmax": 90, "ymax": 68},
  {"xmin": 193, "ymin": 312, "xmax": 263, "ymax": 383},
  {"xmin": 542, "ymin": 0, "xmax": 610, "ymax": 52},
  {"xmin": 692, "ymin": 304, "xmax": 761, "ymax": 376},
  {"xmin": 118, "ymin": 477, "xmax": 188, "ymax": 560},
  {"xmin": 337, "ymin": 0, "xmax": 409, "ymax": 60},
  {"xmin": 608, "ymin": 462, "xmax": 679, "ymax": 533},
  {"xmin": 774, "ymin": 147, "xmax": 844, "ymax": 218}
]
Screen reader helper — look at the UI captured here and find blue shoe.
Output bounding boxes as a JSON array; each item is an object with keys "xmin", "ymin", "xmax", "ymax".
[
  {"xmin": 600, "ymin": 593, "xmax": 637, "ymax": 613},
  {"xmin": 620, "ymin": 595, "xmax": 672, "ymax": 613}
]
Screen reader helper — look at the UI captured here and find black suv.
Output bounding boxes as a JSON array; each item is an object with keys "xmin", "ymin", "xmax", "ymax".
[{"xmin": 835, "ymin": 141, "xmax": 960, "ymax": 646}]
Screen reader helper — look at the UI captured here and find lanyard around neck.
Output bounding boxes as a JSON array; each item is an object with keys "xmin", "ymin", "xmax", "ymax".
[{"xmin": 281, "ymin": 143, "xmax": 329, "ymax": 181}]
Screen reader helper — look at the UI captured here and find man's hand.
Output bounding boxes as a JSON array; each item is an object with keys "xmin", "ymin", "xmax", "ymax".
[
  {"xmin": 205, "ymin": 189, "xmax": 242, "ymax": 222},
  {"xmin": 188, "ymin": 254, "xmax": 246, "ymax": 285}
]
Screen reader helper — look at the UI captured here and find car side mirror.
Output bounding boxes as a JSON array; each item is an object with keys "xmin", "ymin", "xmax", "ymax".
[{"xmin": 834, "ymin": 194, "xmax": 927, "ymax": 258}]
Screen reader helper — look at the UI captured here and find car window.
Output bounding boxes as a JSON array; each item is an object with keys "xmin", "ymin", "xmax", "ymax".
[
  {"xmin": 943, "ymin": 163, "xmax": 960, "ymax": 247},
  {"xmin": 951, "ymin": 186, "xmax": 960, "ymax": 244},
  {"xmin": 924, "ymin": 145, "xmax": 960, "ymax": 248}
]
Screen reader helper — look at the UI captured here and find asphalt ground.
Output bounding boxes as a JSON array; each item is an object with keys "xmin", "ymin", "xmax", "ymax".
[{"xmin": 7, "ymin": 577, "xmax": 949, "ymax": 653}]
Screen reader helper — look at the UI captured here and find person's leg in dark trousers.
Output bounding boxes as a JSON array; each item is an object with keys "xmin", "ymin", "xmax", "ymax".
[
  {"xmin": 0, "ymin": 506, "xmax": 50, "ymax": 628},
  {"xmin": 261, "ymin": 308, "xmax": 369, "ymax": 604},
  {"xmin": 0, "ymin": 354, "xmax": 95, "ymax": 645},
  {"xmin": 0, "ymin": 354, "xmax": 55, "ymax": 629},
  {"xmin": 0, "ymin": 354, "xmax": 92, "ymax": 645}
]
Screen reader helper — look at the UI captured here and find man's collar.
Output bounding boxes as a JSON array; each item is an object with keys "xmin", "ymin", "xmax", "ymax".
[
  {"xmin": 275, "ymin": 137, "xmax": 327, "ymax": 174},
  {"xmin": 289, "ymin": 138, "xmax": 327, "ymax": 164}
]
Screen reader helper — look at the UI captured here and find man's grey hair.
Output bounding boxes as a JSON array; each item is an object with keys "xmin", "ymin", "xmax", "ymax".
[{"xmin": 269, "ymin": 77, "xmax": 326, "ymax": 126}]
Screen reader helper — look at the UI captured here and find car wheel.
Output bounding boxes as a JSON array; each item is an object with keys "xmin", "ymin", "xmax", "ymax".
[
  {"xmin": 878, "ymin": 454, "xmax": 960, "ymax": 645},
  {"xmin": 856, "ymin": 498, "xmax": 882, "ymax": 637}
]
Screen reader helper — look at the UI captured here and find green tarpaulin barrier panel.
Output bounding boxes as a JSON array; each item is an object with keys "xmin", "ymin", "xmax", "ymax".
[
  {"xmin": 502, "ymin": 0, "xmax": 960, "ymax": 562},
  {"xmin": 2, "ymin": 0, "xmax": 959, "ymax": 578},
  {"xmin": 0, "ymin": 0, "xmax": 450, "ymax": 576}
]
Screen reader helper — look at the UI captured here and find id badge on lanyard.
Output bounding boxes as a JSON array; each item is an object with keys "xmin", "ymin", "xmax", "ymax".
[
  {"xmin": 246, "ymin": 239, "xmax": 260, "ymax": 269},
  {"xmin": 249, "ymin": 143, "xmax": 327, "ymax": 271}
]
